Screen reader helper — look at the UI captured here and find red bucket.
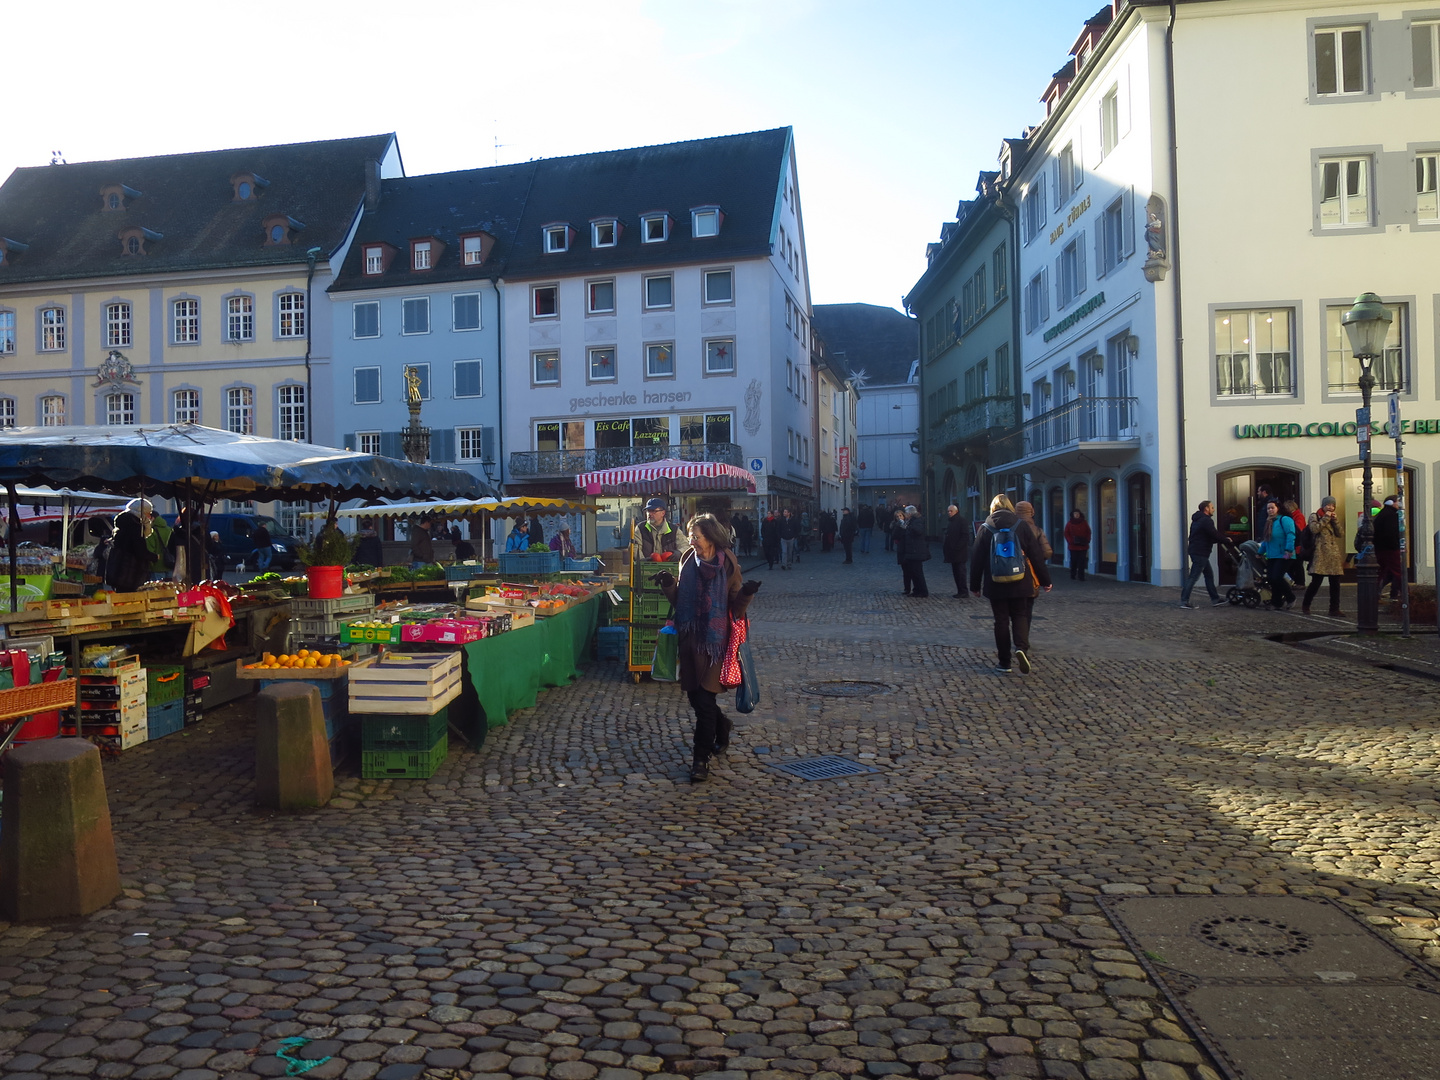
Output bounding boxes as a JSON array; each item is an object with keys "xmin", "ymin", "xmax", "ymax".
[
  {"xmin": 306, "ymin": 565, "xmax": 344, "ymax": 599},
  {"xmin": 13, "ymin": 668, "xmax": 62, "ymax": 743}
]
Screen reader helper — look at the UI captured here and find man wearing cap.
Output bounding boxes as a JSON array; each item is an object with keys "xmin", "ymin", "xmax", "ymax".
[
  {"xmin": 636, "ymin": 498, "xmax": 677, "ymax": 561},
  {"xmin": 1374, "ymin": 495, "xmax": 1403, "ymax": 600}
]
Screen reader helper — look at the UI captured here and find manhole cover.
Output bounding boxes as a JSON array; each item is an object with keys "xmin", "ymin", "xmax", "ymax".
[
  {"xmin": 1196, "ymin": 915, "xmax": 1312, "ymax": 957},
  {"xmin": 768, "ymin": 755, "xmax": 878, "ymax": 781},
  {"xmin": 801, "ymin": 681, "xmax": 888, "ymax": 697}
]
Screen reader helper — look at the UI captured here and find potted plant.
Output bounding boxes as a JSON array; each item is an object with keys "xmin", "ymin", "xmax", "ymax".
[{"xmin": 297, "ymin": 525, "xmax": 357, "ymax": 599}]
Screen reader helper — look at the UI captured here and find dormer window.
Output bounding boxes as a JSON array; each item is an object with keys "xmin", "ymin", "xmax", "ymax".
[
  {"xmin": 543, "ymin": 224, "xmax": 572, "ymax": 254},
  {"xmin": 366, "ymin": 246, "xmax": 383, "ymax": 274},
  {"xmin": 462, "ymin": 235, "xmax": 483, "ymax": 265},
  {"xmin": 641, "ymin": 213, "xmax": 670, "ymax": 243},
  {"xmin": 0, "ymin": 237, "xmax": 29, "ymax": 267},
  {"xmin": 117, "ymin": 226, "xmax": 161, "ymax": 256},
  {"xmin": 591, "ymin": 219, "xmax": 620, "ymax": 248},
  {"xmin": 99, "ymin": 184, "xmax": 141, "ymax": 212},
  {"xmin": 262, "ymin": 214, "xmax": 304, "ymax": 246},
  {"xmin": 230, "ymin": 173, "xmax": 270, "ymax": 202},
  {"xmin": 413, "ymin": 241, "xmax": 432, "ymax": 270},
  {"xmin": 691, "ymin": 206, "xmax": 722, "ymax": 238}
]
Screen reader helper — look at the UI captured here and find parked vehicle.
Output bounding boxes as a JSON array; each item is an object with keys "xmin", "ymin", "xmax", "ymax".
[{"xmin": 162, "ymin": 513, "xmax": 302, "ymax": 571}]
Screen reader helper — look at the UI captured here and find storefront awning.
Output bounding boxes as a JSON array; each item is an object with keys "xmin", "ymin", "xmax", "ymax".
[
  {"xmin": 575, "ymin": 458, "xmax": 756, "ymax": 496},
  {"xmin": 310, "ymin": 496, "xmax": 598, "ymax": 520}
]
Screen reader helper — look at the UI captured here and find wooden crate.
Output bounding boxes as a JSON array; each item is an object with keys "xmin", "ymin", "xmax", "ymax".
[{"xmin": 347, "ymin": 652, "xmax": 462, "ymax": 715}]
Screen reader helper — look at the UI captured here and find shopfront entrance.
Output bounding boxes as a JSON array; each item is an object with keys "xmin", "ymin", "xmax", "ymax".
[
  {"xmin": 1097, "ymin": 478, "xmax": 1118, "ymax": 575},
  {"xmin": 1216, "ymin": 467, "xmax": 1302, "ymax": 584},
  {"xmin": 1047, "ymin": 487, "xmax": 1065, "ymax": 565},
  {"xmin": 1126, "ymin": 474, "xmax": 1151, "ymax": 581},
  {"xmin": 1328, "ymin": 465, "xmax": 1415, "ymax": 582}
]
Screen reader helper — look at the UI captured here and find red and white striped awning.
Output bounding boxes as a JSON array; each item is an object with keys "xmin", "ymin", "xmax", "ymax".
[{"xmin": 576, "ymin": 458, "xmax": 756, "ymax": 496}]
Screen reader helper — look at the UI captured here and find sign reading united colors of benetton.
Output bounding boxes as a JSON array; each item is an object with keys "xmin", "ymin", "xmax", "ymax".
[{"xmin": 1235, "ymin": 420, "xmax": 1440, "ymax": 439}]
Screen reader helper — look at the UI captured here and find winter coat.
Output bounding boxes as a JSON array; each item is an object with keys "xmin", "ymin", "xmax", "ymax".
[
  {"xmin": 410, "ymin": 527, "xmax": 435, "ymax": 564},
  {"xmin": 1260, "ymin": 513, "xmax": 1295, "ymax": 559},
  {"xmin": 105, "ymin": 511, "xmax": 152, "ymax": 593},
  {"xmin": 1186, "ymin": 511, "xmax": 1220, "ymax": 559},
  {"xmin": 354, "ymin": 533, "xmax": 384, "ymax": 567},
  {"xmin": 902, "ymin": 517, "xmax": 931, "ymax": 562},
  {"xmin": 891, "ymin": 519, "xmax": 908, "ymax": 564},
  {"xmin": 857, "ymin": 506, "xmax": 875, "ymax": 530},
  {"xmin": 1015, "ymin": 503, "xmax": 1054, "ymax": 562},
  {"xmin": 1373, "ymin": 505, "xmax": 1401, "ymax": 551},
  {"xmin": 760, "ymin": 515, "xmax": 780, "ymax": 545},
  {"xmin": 968, "ymin": 509, "xmax": 1052, "ymax": 600},
  {"xmin": 839, "ymin": 513, "xmax": 858, "ymax": 540},
  {"xmin": 1064, "ymin": 518, "xmax": 1092, "ymax": 550},
  {"xmin": 780, "ymin": 515, "xmax": 799, "ymax": 541},
  {"xmin": 659, "ymin": 548, "xmax": 755, "ymax": 694},
  {"xmin": 1308, "ymin": 511, "xmax": 1346, "ymax": 577},
  {"xmin": 637, "ymin": 519, "xmax": 678, "ymax": 559},
  {"xmin": 942, "ymin": 514, "xmax": 972, "ymax": 564},
  {"xmin": 505, "ymin": 527, "xmax": 531, "ymax": 553}
]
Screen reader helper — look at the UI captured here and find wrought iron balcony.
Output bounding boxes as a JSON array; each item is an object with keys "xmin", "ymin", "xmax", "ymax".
[
  {"xmin": 930, "ymin": 396, "xmax": 1017, "ymax": 451},
  {"xmin": 509, "ymin": 442, "xmax": 744, "ymax": 479},
  {"xmin": 989, "ymin": 397, "xmax": 1140, "ymax": 469}
]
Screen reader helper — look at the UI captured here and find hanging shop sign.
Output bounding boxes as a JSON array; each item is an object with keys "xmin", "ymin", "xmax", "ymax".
[{"xmin": 1234, "ymin": 419, "xmax": 1440, "ymax": 439}]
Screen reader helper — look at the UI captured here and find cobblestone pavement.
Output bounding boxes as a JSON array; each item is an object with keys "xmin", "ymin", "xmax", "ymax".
[{"xmin": 4, "ymin": 549, "xmax": 1440, "ymax": 1080}]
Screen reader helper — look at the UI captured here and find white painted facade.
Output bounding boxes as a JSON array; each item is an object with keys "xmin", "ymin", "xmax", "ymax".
[{"xmin": 855, "ymin": 366, "xmax": 921, "ymax": 505}]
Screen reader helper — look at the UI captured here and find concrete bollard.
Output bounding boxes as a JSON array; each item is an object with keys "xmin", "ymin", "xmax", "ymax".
[
  {"xmin": 255, "ymin": 682, "xmax": 334, "ymax": 810},
  {"xmin": 0, "ymin": 738, "xmax": 121, "ymax": 921}
]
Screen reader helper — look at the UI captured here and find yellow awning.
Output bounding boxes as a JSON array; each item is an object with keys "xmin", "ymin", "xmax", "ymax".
[{"xmin": 306, "ymin": 496, "xmax": 597, "ymax": 520}]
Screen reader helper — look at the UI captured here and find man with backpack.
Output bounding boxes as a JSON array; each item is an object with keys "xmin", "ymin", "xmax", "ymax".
[{"xmin": 969, "ymin": 493, "xmax": 1051, "ymax": 674}]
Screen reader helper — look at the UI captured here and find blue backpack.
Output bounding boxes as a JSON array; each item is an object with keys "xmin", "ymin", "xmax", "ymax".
[{"xmin": 984, "ymin": 523, "xmax": 1028, "ymax": 583}]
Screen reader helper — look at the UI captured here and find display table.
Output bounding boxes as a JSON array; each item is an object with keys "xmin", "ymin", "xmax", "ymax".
[{"xmin": 463, "ymin": 595, "xmax": 600, "ymax": 729}]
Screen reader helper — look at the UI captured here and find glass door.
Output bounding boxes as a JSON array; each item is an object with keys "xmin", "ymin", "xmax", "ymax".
[
  {"xmin": 1328, "ymin": 465, "xmax": 1415, "ymax": 581},
  {"xmin": 1126, "ymin": 473, "xmax": 1151, "ymax": 581},
  {"xmin": 1047, "ymin": 487, "xmax": 1065, "ymax": 563},
  {"xmin": 1097, "ymin": 477, "xmax": 1118, "ymax": 574}
]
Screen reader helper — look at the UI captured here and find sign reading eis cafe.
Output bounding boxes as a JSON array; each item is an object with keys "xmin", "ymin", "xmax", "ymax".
[{"xmin": 1235, "ymin": 419, "xmax": 1440, "ymax": 439}]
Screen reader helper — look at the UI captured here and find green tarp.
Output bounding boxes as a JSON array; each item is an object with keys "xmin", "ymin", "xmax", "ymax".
[{"xmin": 464, "ymin": 596, "xmax": 600, "ymax": 728}]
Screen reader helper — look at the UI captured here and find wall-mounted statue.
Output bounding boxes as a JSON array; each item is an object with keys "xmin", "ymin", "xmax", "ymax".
[{"xmin": 1142, "ymin": 194, "xmax": 1171, "ymax": 283}]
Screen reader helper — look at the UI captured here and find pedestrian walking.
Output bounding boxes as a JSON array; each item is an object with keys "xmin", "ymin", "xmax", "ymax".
[
  {"xmin": 942, "ymin": 504, "xmax": 971, "ymax": 598},
  {"xmin": 902, "ymin": 506, "xmax": 931, "ymax": 597},
  {"xmin": 760, "ymin": 511, "xmax": 781, "ymax": 569},
  {"xmin": 798, "ymin": 510, "xmax": 811, "ymax": 554},
  {"xmin": 839, "ymin": 508, "xmax": 858, "ymax": 564},
  {"xmin": 780, "ymin": 509, "xmax": 799, "ymax": 569},
  {"xmin": 970, "ymin": 494, "xmax": 1051, "ymax": 673},
  {"xmin": 1014, "ymin": 501, "xmax": 1053, "ymax": 565},
  {"xmin": 735, "ymin": 514, "xmax": 754, "ymax": 558},
  {"xmin": 1374, "ymin": 496, "xmax": 1403, "ymax": 600},
  {"xmin": 1282, "ymin": 499, "xmax": 1307, "ymax": 589},
  {"xmin": 1260, "ymin": 500, "xmax": 1296, "ymax": 610},
  {"xmin": 891, "ymin": 509, "xmax": 910, "ymax": 593},
  {"xmin": 654, "ymin": 514, "xmax": 760, "ymax": 783},
  {"xmin": 857, "ymin": 504, "xmax": 874, "ymax": 553},
  {"xmin": 884, "ymin": 504, "xmax": 897, "ymax": 552},
  {"xmin": 1302, "ymin": 496, "xmax": 1347, "ymax": 617},
  {"xmin": 1063, "ymin": 510, "xmax": 1091, "ymax": 581},
  {"xmin": 1179, "ymin": 500, "xmax": 1227, "ymax": 608}
]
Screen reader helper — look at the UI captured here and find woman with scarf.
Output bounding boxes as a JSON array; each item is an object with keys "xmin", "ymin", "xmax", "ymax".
[{"xmin": 656, "ymin": 514, "xmax": 761, "ymax": 783}]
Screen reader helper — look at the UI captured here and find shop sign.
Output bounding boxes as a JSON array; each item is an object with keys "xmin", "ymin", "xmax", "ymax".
[
  {"xmin": 1235, "ymin": 419, "xmax": 1440, "ymax": 439},
  {"xmin": 838, "ymin": 446, "xmax": 850, "ymax": 479},
  {"xmin": 1043, "ymin": 291, "xmax": 1105, "ymax": 343}
]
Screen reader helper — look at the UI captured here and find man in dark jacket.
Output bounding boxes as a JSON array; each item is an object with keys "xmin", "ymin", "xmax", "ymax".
[
  {"xmin": 902, "ymin": 506, "xmax": 931, "ymax": 597},
  {"xmin": 760, "ymin": 512, "xmax": 781, "ymax": 569},
  {"xmin": 942, "ymin": 504, "xmax": 972, "ymax": 598},
  {"xmin": 969, "ymin": 494, "xmax": 1051, "ymax": 674},
  {"xmin": 779, "ymin": 509, "xmax": 799, "ymax": 569},
  {"xmin": 105, "ymin": 510, "xmax": 152, "ymax": 592},
  {"xmin": 857, "ymin": 504, "xmax": 875, "ymax": 553},
  {"xmin": 838, "ymin": 508, "xmax": 858, "ymax": 564},
  {"xmin": 1179, "ymin": 500, "xmax": 1227, "ymax": 609},
  {"xmin": 1373, "ymin": 496, "xmax": 1403, "ymax": 600}
]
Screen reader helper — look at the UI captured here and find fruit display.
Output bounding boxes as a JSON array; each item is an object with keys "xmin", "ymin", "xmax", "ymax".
[{"xmin": 245, "ymin": 649, "xmax": 350, "ymax": 670}]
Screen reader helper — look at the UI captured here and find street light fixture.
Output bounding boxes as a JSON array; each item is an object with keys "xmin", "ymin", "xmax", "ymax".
[{"xmin": 1340, "ymin": 292, "xmax": 1393, "ymax": 635}]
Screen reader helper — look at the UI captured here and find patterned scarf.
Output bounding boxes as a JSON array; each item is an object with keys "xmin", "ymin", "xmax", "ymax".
[{"xmin": 675, "ymin": 549, "xmax": 730, "ymax": 664}]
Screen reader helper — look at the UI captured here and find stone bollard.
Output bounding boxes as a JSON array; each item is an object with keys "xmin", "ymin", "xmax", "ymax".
[
  {"xmin": 255, "ymin": 682, "xmax": 334, "ymax": 810},
  {"xmin": 0, "ymin": 738, "xmax": 121, "ymax": 921}
]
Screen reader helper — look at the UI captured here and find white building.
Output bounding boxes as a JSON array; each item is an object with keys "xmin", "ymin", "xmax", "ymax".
[{"xmin": 999, "ymin": 0, "xmax": 1439, "ymax": 586}]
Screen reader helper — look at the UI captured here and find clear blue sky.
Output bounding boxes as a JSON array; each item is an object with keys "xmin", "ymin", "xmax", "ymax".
[{"xmin": 2, "ymin": 0, "xmax": 1094, "ymax": 311}]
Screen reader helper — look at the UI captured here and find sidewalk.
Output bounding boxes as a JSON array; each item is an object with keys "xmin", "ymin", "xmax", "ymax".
[{"xmin": 2, "ymin": 549, "xmax": 1439, "ymax": 1080}]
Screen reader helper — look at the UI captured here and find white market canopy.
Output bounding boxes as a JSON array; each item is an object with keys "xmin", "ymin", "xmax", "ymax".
[{"xmin": 312, "ymin": 496, "xmax": 598, "ymax": 520}]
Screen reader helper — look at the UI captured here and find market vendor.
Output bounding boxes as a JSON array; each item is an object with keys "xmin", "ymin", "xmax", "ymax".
[
  {"xmin": 105, "ymin": 507, "xmax": 152, "ymax": 592},
  {"xmin": 549, "ymin": 524, "xmax": 577, "ymax": 559},
  {"xmin": 505, "ymin": 518, "xmax": 531, "ymax": 553},
  {"xmin": 125, "ymin": 498, "xmax": 170, "ymax": 575},
  {"xmin": 355, "ymin": 519, "xmax": 385, "ymax": 567},
  {"xmin": 635, "ymin": 498, "xmax": 678, "ymax": 561},
  {"xmin": 409, "ymin": 516, "xmax": 435, "ymax": 568}
]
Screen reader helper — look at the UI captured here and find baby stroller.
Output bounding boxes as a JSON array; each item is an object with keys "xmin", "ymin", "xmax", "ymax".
[{"xmin": 1224, "ymin": 540, "xmax": 1269, "ymax": 608}]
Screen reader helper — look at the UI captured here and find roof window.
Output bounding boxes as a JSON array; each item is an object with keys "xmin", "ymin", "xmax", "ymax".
[
  {"xmin": 410, "ymin": 236, "xmax": 444, "ymax": 270},
  {"xmin": 118, "ymin": 226, "xmax": 162, "ymax": 256},
  {"xmin": 591, "ymin": 218, "xmax": 620, "ymax": 248},
  {"xmin": 363, "ymin": 242, "xmax": 398, "ymax": 276},
  {"xmin": 641, "ymin": 213, "xmax": 671, "ymax": 243},
  {"xmin": 262, "ymin": 214, "xmax": 304, "ymax": 246},
  {"xmin": 230, "ymin": 173, "xmax": 270, "ymax": 202},
  {"xmin": 100, "ymin": 184, "xmax": 141, "ymax": 212},
  {"xmin": 543, "ymin": 224, "xmax": 573, "ymax": 254},
  {"xmin": 691, "ymin": 206, "xmax": 723, "ymax": 238},
  {"xmin": 0, "ymin": 237, "xmax": 29, "ymax": 267}
]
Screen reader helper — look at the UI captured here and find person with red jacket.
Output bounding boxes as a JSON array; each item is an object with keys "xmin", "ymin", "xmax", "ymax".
[{"xmin": 1062, "ymin": 510, "xmax": 1091, "ymax": 582}]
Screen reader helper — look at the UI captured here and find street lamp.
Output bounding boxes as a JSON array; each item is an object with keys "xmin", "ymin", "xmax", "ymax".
[{"xmin": 1341, "ymin": 292, "xmax": 1393, "ymax": 635}]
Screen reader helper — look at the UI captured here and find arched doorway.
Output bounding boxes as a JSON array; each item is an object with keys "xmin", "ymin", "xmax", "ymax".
[
  {"xmin": 1047, "ymin": 487, "xmax": 1065, "ymax": 563},
  {"xmin": 1328, "ymin": 464, "xmax": 1415, "ymax": 581},
  {"xmin": 1216, "ymin": 466, "xmax": 1302, "ymax": 583},
  {"xmin": 1096, "ymin": 477, "xmax": 1119, "ymax": 575},
  {"xmin": 1126, "ymin": 473, "xmax": 1151, "ymax": 581}
]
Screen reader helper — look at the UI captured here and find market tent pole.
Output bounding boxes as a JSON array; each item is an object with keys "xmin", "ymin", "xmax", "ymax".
[
  {"xmin": 5, "ymin": 482, "xmax": 18, "ymax": 613},
  {"xmin": 60, "ymin": 493, "xmax": 71, "ymax": 567}
]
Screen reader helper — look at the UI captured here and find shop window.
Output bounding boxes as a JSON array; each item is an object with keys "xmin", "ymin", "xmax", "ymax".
[
  {"xmin": 1326, "ymin": 301, "xmax": 1405, "ymax": 392},
  {"xmin": 1214, "ymin": 308, "xmax": 1295, "ymax": 397}
]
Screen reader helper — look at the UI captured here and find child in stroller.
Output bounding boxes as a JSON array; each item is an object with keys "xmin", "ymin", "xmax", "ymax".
[{"xmin": 1224, "ymin": 540, "xmax": 1271, "ymax": 608}]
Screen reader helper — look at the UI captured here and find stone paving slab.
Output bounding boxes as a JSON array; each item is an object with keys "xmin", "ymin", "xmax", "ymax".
[{"xmin": 1, "ymin": 550, "xmax": 1438, "ymax": 1080}]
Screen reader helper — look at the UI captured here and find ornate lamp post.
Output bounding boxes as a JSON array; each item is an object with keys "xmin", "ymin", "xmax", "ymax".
[
  {"xmin": 400, "ymin": 365, "xmax": 431, "ymax": 464},
  {"xmin": 1340, "ymin": 293, "xmax": 1393, "ymax": 635}
]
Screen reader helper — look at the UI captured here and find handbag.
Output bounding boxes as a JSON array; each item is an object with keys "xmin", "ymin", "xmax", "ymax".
[
  {"xmin": 735, "ymin": 640, "xmax": 760, "ymax": 713},
  {"xmin": 718, "ymin": 616, "xmax": 747, "ymax": 689},
  {"xmin": 650, "ymin": 626, "xmax": 679, "ymax": 682}
]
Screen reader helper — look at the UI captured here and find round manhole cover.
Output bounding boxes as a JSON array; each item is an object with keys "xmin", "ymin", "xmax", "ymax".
[
  {"xmin": 1195, "ymin": 915, "xmax": 1312, "ymax": 957},
  {"xmin": 801, "ymin": 681, "xmax": 889, "ymax": 698}
]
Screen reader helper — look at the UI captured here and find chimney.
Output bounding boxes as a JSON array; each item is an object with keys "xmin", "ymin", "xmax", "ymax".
[{"xmin": 364, "ymin": 160, "xmax": 381, "ymax": 213}]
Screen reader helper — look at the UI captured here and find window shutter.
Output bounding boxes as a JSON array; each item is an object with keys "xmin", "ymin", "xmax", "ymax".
[
  {"xmin": 1076, "ymin": 232, "xmax": 1087, "ymax": 294},
  {"xmin": 1052, "ymin": 159, "xmax": 1062, "ymax": 211},
  {"xmin": 481, "ymin": 426, "xmax": 496, "ymax": 465},
  {"xmin": 1054, "ymin": 257, "xmax": 1063, "ymax": 310},
  {"xmin": 1123, "ymin": 187, "xmax": 1136, "ymax": 257},
  {"xmin": 380, "ymin": 431, "xmax": 404, "ymax": 459},
  {"xmin": 343, "ymin": 432, "xmax": 356, "ymax": 451},
  {"xmin": 1041, "ymin": 268, "xmax": 1051, "ymax": 321},
  {"xmin": 1095, "ymin": 224, "xmax": 1107, "ymax": 280},
  {"xmin": 1121, "ymin": 65, "xmax": 1132, "ymax": 136},
  {"xmin": 431, "ymin": 429, "xmax": 455, "ymax": 463},
  {"xmin": 1074, "ymin": 130, "xmax": 1085, "ymax": 188}
]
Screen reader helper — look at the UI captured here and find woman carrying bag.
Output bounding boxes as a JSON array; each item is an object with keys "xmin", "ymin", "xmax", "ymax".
[{"xmin": 656, "ymin": 514, "xmax": 761, "ymax": 783}]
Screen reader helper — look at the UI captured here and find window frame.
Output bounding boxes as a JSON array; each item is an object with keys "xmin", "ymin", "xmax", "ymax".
[
  {"xmin": 453, "ymin": 359, "xmax": 483, "ymax": 398},
  {"xmin": 591, "ymin": 219, "xmax": 618, "ymax": 248},
  {"xmin": 531, "ymin": 284, "xmax": 559, "ymax": 320},
  {"xmin": 1315, "ymin": 151, "xmax": 1377, "ymax": 232},
  {"xmin": 276, "ymin": 292, "xmax": 306, "ymax": 339},
  {"xmin": 452, "ymin": 292, "xmax": 482, "ymax": 332},
  {"xmin": 1323, "ymin": 298, "xmax": 1410, "ymax": 397},
  {"xmin": 172, "ymin": 388, "xmax": 200, "ymax": 425},
  {"xmin": 357, "ymin": 431, "xmax": 382, "ymax": 456},
  {"xmin": 543, "ymin": 224, "xmax": 570, "ymax": 253},
  {"xmin": 456, "ymin": 426, "xmax": 490, "ymax": 462},
  {"xmin": 1100, "ymin": 86, "xmax": 1119, "ymax": 157},
  {"xmin": 645, "ymin": 342, "xmax": 675, "ymax": 380},
  {"xmin": 692, "ymin": 207, "xmax": 720, "ymax": 237},
  {"xmin": 353, "ymin": 301, "xmax": 380, "ymax": 339},
  {"xmin": 225, "ymin": 295, "xmax": 255, "ymax": 342},
  {"xmin": 277, "ymin": 383, "xmax": 307, "ymax": 442},
  {"xmin": 353, "ymin": 366, "xmax": 382, "ymax": 405},
  {"xmin": 1211, "ymin": 306, "xmax": 1299, "ymax": 401},
  {"xmin": 586, "ymin": 279, "xmax": 616, "ymax": 315},
  {"xmin": 641, "ymin": 214, "xmax": 669, "ymax": 243},
  {"xmin": 412, "ymin": 240, "xmax": 432, "ymax": 270},
  {"xmin": 170, "ymin": 298, "xmax": 198, "ymax": 345},
  {"xmin": 1310, "ymin": 21, "xmax": 1374, "ymax": 101},
  {"xmin": 39, "ymin": 306, "xmax": 67, "ymax": 352},
  {"xmin": 364, "ymin": 245, "xmax": 384, "ymax": 275},
  {"xmin": 992, "ymin": 245, "xmax": 1008, "ymax": 301},
  {"xmin": 532, "ymin": 350, "xmax": 561, "ymax": 387},
  {"xmin": 105, "ymin": 392, "xmax": 136, "ymax": 427},
  {"xmin": 1416, "ymin": 149, "xmax": 1439, "ymax": 225},
  {"xmin": 462, "ymin": 234, "xmax": 485, "ymax": 266},
  {"xmin": 40, "ymin": 395, "xmax": 66, "ymax": 427},
  {"xmin": 587, "ymin": 346, "xmax": 617, "ymax": 384},
  {"xmin": 703, "ymin": 268, "xmax": 734, "ymax": 305},
  {"xmin": 401, "ymin": 296, "xmax": 431, "ymax": 336},
  {"xmin": 1414, "ymin": 20, "xmax": 1439, "ymax": 92},
  {"xmin": 105, "ymin": 302, "xmax": 132, "ymax": 348},
  {"xmin": 643, "ymin": 274, "xmax": 674, "ymax": 310},
  {"xmin": 0, "ymin": 398, "xmax": 16, "ymax": 428},
  {"xmin": 704, "ymin": 338, "xmax": 735, "ymax": 376},
  {"xmin": 225, "ymin": 386, "xmax": 256, "ymax": 435}
]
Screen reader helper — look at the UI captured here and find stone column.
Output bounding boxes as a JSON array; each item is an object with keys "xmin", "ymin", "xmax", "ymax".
[{"xmin": 255, "ymin": 682, "xmax": 334, "ymax": 810}]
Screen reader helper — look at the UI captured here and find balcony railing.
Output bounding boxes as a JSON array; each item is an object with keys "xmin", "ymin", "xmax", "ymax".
[
  {"xmin": 930, "ymin": 396, "xmax": 1017, "ymax": 450},
  {"xmin": 509, "ymin": 442, "xmax": 744, "ymax": 478},
  {"xmin": 990, "ymin": 397, "xmax": 1140, "ymax": 466}
]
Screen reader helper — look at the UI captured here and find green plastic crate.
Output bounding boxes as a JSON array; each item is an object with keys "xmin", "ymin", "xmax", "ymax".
[
  {"xmin": 361, "ymin": 707, "xmax": 449, "ymax": 752},
  {"xmin": 340, "ymin": 617, "xmax": 403, "ymax": 645},
  {"xmin": 147, "ymin": 665, "xmax": 185, "ymax": 705},
  {"xmin": 630, "ymin": 626, "xmax": 660, "ymax": 666},
  {"xmin": 632, "ymin": 564, "xmax": 674, "ymax": 592},
  {"xmin": 361, "ymin": 732, "xmax": 448, "ymax": 778},
  {"xmin": 634, "ymin": 592, "xmax": 671, "ymax": 621}
]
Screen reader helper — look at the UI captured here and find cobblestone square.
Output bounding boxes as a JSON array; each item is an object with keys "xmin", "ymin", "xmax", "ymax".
[{"xmin": 3, "ymin": 550, "xmax": 1439, "ymax": 1080}]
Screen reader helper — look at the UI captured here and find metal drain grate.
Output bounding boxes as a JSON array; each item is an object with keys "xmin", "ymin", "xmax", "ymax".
[
  {"xmin": 800, "ymin": 681, "xmax": 889, "ymax": 697},
  {"xmin": 1196, "ymin": 915, "xmax": 1312, "ymax": 958},
  {"xmin": 768, "ymin": 755, "xmax": 879, "ymax": 781}
]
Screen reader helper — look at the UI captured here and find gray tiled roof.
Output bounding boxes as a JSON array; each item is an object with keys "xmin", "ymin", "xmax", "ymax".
[
  {"xmin": 0, "ymin": 134, "xmax": 396, "ymax": 285},
  {"xmin": 812, "ymin": 304, "xmax": 919, "ymax": 388}
]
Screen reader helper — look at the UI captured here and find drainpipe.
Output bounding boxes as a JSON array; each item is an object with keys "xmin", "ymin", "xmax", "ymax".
[
  {"xmin": 305, "ymin": 247, "xmax": 322, "ymax": 442},
  {"xmin": 1166, "ymin": 1, "xmax": 1189, "ymax": 577},
  {"xmin": 491, "ymin": 278, "xmax": 504, "ymax": 498}
]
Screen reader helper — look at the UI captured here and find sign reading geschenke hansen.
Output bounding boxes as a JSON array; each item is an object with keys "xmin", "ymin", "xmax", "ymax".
[{"xmin": 1235, "ymin": 419, "xmax": 1440, "ymax": 439}]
